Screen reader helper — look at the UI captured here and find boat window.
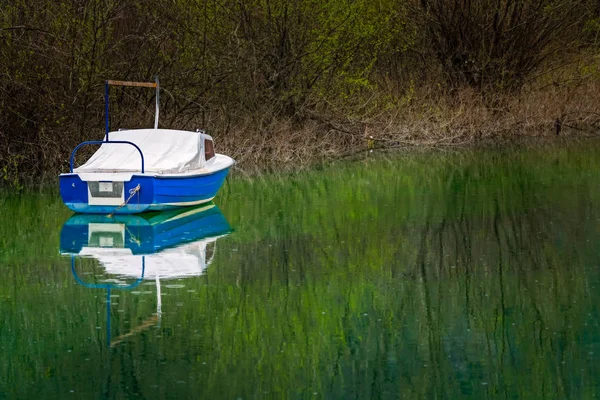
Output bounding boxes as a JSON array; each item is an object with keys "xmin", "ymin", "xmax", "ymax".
[{"xmin": 205, "ymin": 138, "xmax": 215, "ymax": 161}]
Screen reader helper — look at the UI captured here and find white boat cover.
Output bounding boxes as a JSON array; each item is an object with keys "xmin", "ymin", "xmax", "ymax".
[
  {"xmin": 78, "ymin": 238, "xmax": 221, "ymax": 280},
  {"xmin": 74, "ymin": 129, "xmax": 210, "ymax": 174}
]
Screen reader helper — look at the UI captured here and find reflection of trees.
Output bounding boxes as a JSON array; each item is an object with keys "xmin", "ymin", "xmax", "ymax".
[
  {"xmin": 2, "ymin": 146, "xmax": 600, "ymax": 398},
  {"xmin": 211, "ymin": 149, "xmax": 600, "ymax": 398},
  {"xmin": 402, "ymin": 160, "xmax": 598, "ymax": 398}
]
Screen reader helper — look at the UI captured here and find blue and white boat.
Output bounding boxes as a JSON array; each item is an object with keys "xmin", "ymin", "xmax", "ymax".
[{"xmin": 59, "ymin": 77, "xmax": 235, "ymax": 214}]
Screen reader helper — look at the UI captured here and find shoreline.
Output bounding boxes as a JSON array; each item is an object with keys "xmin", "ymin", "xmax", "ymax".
[
  {"xmin": 3, "ymin": 81, "xmax": 600, "ymax": 188},
  {"xmin": 6, "ymin": 133, "xmax": 600, "ymax": 192}
]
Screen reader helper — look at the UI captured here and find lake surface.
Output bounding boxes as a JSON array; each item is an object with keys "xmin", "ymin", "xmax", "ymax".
[{"xmin": 1, "ymin": 142, "xmax": 600, "ymax": 399}]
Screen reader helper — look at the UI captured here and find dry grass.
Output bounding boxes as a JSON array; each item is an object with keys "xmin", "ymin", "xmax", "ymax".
[{"xmin": 212, "ymin": 80, "xmax": 600, "ymax": 174}]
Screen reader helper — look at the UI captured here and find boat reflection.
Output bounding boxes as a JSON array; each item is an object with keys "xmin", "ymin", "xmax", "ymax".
[{"xmin": 60, "ymin": 203, "xmax": 232, "ymax": 346}]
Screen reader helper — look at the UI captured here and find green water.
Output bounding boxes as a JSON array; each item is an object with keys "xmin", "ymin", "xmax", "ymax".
[{"xmin": 1, "ymin": 142, "xmax": 600, "ymax": 399}]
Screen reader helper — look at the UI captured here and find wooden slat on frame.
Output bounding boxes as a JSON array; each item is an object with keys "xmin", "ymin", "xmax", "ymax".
[{"xmin": 106, "ymin": 80, "xmax": 157, "ymax": 88}]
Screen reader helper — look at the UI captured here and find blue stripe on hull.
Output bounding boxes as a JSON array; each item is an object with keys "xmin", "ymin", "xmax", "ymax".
[
  {"xmin": 147, "ymin": 200, "xmax": 213, "ymax": 212},
  {"xmin": 59, "ymin": 167, "xmax": 230, "ymax": 214},
  {"xmin": 65, "ymin": 203, "xmax": 152, "ymax": 214}
]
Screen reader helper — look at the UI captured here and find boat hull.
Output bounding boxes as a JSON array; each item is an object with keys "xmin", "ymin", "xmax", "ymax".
[{"xmin": 59, "ymin": 167, "xmax": 230, "ymax": 214}]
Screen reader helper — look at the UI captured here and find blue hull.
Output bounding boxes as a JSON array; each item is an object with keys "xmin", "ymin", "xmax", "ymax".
[{"xmin": 59, "ymin": 168, "xmax": 230, "ymax": 214}]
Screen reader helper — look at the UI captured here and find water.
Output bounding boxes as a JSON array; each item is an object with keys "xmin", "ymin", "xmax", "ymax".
[{"xmin": 1, "ymin": 142, "xmax": 600, "ymax": 399}]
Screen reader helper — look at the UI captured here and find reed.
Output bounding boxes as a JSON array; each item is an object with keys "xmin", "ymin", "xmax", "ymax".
[{"xmin": 2, "ymin": 144, "xmax": 600, "ymax": 398}]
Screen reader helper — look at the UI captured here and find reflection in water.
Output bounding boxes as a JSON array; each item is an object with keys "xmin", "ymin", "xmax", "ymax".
[
  {"xmin": 60, "ymin": 203, "xmax": 232, "ymax": 347},
  {"xmin": 2, "ymin": 144, "xmax": 600, "ymax": 398}
]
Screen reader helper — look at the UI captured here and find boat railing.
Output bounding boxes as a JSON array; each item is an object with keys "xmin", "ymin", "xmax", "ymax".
[
  {"xmin": 69, "ymin": 140, "xmax": 145, "ymax": 173},
  {"xmin": 70, "ymin": 256, "xmax": 146, "ymax": 290},
  {"xmin": 71, "ymin": 256, "xmax": 146, "ymax": 346}
]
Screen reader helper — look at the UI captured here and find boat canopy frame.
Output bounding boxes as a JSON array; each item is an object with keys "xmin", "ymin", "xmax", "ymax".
[
  {"xmin": 104, "ymin": 76, "xmax": 160, "ymax": 140},
  {"xmin": 69, "ymin": 140, "xmax": 145, "ymax": 173}
]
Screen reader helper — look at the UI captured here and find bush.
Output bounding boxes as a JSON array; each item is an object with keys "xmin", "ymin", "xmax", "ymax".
[{"xmin": 412, "ymin": 0, "xmax": 594, "ymax": 90}]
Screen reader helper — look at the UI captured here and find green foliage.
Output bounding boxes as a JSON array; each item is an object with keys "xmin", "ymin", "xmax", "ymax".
[
  {"xmin": 1, "ymin": 0, "xmax": 599, "ymax": 184},
  {"xmin": 0, "ymin": 0, "xmax": 415, "ymax": 184},
  {"xmin": 413, "ymin": 0, "xmax": 595, "ymax": 90},
  {"xmin": 1, "ymin": 154, "xmax": 24, "ymax": 190}
]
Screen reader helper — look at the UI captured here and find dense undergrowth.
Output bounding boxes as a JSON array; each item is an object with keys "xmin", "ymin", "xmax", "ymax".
[{"xmin": 2, "ymin": 0, "xmax": 600, "ymax": 187}]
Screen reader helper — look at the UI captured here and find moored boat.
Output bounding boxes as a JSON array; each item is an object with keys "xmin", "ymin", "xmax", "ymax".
[{"xmin": 59, "ymin": 77, "xmax": 234, "ymax": 214}]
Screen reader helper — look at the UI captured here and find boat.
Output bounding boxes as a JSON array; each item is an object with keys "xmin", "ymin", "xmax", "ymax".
[
  {"xmin": 60, "ymin": 203, "xmax": 232, "ymax": 345},
  {"xmin": 59, "ymin": 77, "xmax": 235, "ymax": 214}
]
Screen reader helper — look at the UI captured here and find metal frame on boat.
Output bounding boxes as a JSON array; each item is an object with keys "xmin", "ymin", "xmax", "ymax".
[{"xmin": 59, "ymin": 77, "xmax": 235, "ymax": 215}]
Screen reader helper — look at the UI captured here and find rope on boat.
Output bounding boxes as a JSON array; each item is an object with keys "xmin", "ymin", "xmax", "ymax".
[
  {"xmin": 107, "ymin": 184, "xmax": 141, "ymax": 218},
  {"xmin": 124, "ymin": 225, "xmax": 142, "ymax": 246}
]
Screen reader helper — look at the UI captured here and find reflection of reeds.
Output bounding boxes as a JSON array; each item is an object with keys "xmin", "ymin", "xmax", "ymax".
[
  {"xmin": 2, "ymin": 144, "xmax": 600, "ymax": 397},
  {"xmin": 214, "ymin": 144, "xmax": 600, "ymax": 398}
]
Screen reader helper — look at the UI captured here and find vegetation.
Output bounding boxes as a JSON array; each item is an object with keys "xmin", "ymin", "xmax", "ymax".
[
  {"xmin": 1, "ymin": 0, "xmax": 600, "ymax": 185},
  {"xmin": 1, "ymin": 144, "xmax": 600, "ymax": 397}
]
